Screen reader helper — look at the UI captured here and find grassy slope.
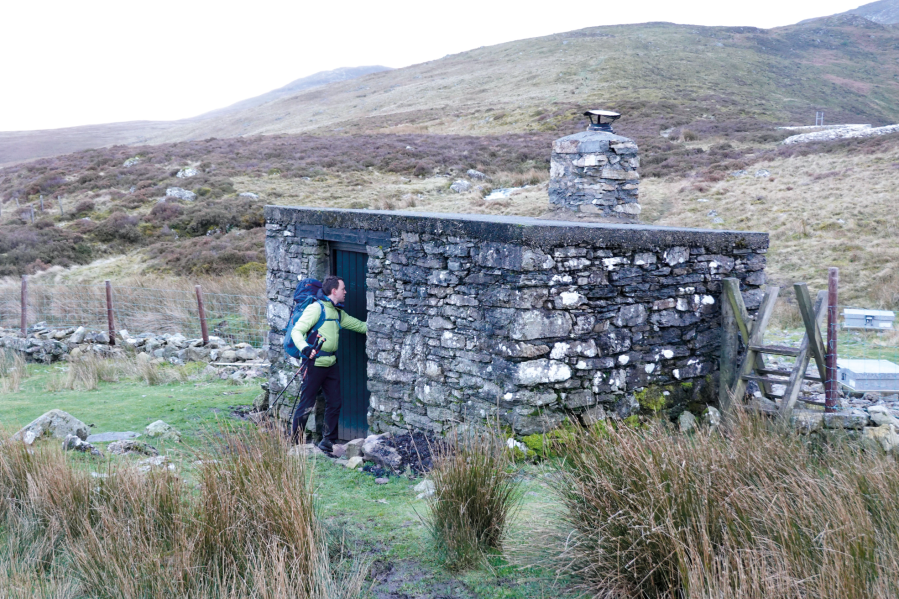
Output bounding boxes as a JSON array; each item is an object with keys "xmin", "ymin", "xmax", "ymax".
[
  {"xmin": 150, "ymin": 17, "xmax": 899, "ymax": 142},
  {"xmin": 640, "ymin": 136, "xmax": 899, "ymax": 307}
]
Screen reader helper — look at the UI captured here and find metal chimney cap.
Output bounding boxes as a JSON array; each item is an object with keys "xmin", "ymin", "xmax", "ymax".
[
  {"xmin": 584, "ymin": 109, "xmax": 621, "ymax": 132},
  {"xmin": 584, "ymin": 110, "xmax": 620, "ymax": 118}
]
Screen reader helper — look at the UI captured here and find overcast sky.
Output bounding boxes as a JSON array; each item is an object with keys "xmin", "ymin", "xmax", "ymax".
[{"xmin": 0, "ymin": 0, "xmax": 868, "ymax": 132}]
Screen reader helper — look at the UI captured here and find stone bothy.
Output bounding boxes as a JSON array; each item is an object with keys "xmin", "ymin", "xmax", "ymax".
[
  {"xmin": 265, "ymin": 207, "xmax": 768, "ymax": 437},
  {"xmin": 548, "ymin": 130, "xmax": 640, "ymax": 216}
]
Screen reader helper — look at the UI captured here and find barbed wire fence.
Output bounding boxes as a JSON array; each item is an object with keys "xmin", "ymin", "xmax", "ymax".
[{"xmin": 0, "ymin": 280, "xmax": 268, "ymax": 349}]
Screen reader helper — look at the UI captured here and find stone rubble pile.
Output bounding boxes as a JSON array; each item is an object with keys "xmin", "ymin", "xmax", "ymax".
[
  {"xmin": 781, "ymin": 123, "xmax": 899, "ymax": 145},
  {"xmin": 0, "ymin": 324, "xmax": 266, "ymax": 375}
]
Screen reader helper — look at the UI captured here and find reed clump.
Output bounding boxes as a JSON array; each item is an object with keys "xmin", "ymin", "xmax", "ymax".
[
  {"xmin": 422, "ymin": 431, "xmax": 523, "ymax": 570},
  {"xmin": 0, "ymin": 426, "xmax": 365, "ymax": 598},
  {"xmin": 555, "ymin": 411, "xmax": 899, "ymax": 599}
]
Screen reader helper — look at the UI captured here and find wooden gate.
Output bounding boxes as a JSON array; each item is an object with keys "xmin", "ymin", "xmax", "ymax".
[{"xmin": 331, "ymin": 245, "xmax": 370, "ymax": 440}]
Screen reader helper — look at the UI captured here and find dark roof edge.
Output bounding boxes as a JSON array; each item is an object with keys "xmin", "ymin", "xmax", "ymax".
[{"xmin": 264, "ymin": 206, "xmax": 768, "ymax": 252}]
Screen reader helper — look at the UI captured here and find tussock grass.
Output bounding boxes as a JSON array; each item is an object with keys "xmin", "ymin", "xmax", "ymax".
[
  {"xmin": 0, "ymin": 349, "xmax": 27, "ymax": 393},
  {"xmin": 44, "ymin": 353, "xmax": 195, "ymax": 392},
  {"xmin": 0, "ymin": 425, "xmax": 366, "ymax": 598},
  {"xmin": 555, "ymin": 411, "xmax": 899, "ymax": 598},
  {"xmin": 422, "ymin": 431, "xmax": 523, "ymax": 570}
]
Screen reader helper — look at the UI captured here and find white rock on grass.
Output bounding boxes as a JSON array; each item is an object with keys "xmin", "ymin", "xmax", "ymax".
[
  {"xmin": 450, "ymin": 180, "xmax": 472, "ymax": 193},
  {"xmin": 63, "ymin": 434, "xmax": 101, "ymax": 456},
  {"xmin": 346, "ymin": 456, "xmax": 363, "ymax": 470},
  {"xmin": 144, "ymin": 420, "xmax": 181, "ymax": 442},
  {"xmin": 14, "ymin": 409, "xmax": 89, "ymax": 445},
  {"xmin": 165, "ymin": 187, "xmax": 197, "ymax": 201},
  {"xmin": 176, "ymin": 168, "xmax": 198, "ymax": 178}
]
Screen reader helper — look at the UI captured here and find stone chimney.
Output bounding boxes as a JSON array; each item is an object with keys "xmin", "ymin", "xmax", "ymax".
[{"xmin": 549, "ymin": 110, "xmax": 640, "ymax": 217}]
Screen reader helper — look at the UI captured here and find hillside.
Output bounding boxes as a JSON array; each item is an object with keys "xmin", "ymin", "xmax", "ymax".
[
  {"xmin": 134, "ymin": 18, "xmax": 899, "ymax": 142},
  {"xmin": 0, "ymin": 67, "xmax": 389, "ymax": 166},
  {"xmin": 196, "ymin": 66, "xmax": 392, "ymax": 119},
  {"xmin": 4, "ymin": 16, "xmax": 899, "ymax": 165},
  {"xmin": 803, "ymin": 0, "xmax": 899, "ymax": 25}
]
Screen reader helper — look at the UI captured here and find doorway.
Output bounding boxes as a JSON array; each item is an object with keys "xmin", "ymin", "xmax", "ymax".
[{"xmin": 330, "ymin": 244, "xmax": 369, "ymax": 440}]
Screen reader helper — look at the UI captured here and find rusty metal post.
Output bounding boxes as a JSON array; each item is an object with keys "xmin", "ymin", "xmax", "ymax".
[
  {"xmin": 825, "ymin": 267, "xmax": 839, "ymax": 412},
  {"xmin": 20, "ymin": 276, "xmax": 27, "ymax": 337},
  {"xmin": 105, "ymin": 280, "xmax": 116, "ymax": 346},
  {"xmin": 195, "ymin": 285, "xmax": 209, "ymax": 345}
]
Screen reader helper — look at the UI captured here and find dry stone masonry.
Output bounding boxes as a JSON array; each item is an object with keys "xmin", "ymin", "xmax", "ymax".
[
  {"xmin": 265, "ymin": 208, "xmax": 768, "ymax": 436},
  {"xmin": 549, "ymin": 130, "xmax": 640, "ymax": 216}
]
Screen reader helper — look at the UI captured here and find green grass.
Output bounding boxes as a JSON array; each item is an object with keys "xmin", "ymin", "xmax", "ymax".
[
  {"xmin": 313, "ymin": 458, "xmax": 572, "ymax": 598},
  {"xmin": 0, "ymin": 366, "xmax": 577, "ymax": 598},
  {"xmin": 0, "ymin": 363, "xmax": 261, "ymax": 446}
]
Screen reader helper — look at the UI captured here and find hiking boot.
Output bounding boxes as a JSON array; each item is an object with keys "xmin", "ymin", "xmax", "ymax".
[{"xmin": 317, "ymin": 439, "xmax": 334, "ymax": 453}]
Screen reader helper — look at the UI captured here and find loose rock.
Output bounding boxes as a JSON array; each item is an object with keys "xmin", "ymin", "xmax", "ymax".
[
  {"xmin": 144, "ymin": 420, "xmax": 181, "ymax": 442},
  {"xmin": 14, "ymin": 410, "xmax": 89, "ymax": 445}
]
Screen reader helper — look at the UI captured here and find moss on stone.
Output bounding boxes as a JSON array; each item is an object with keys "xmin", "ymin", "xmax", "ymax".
[{"xmin": 634, "ymin": 386, "xmax": 668, "ymax": 414}]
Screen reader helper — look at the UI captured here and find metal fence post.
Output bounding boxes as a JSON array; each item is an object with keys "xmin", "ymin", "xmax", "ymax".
[
  {"xmin": 825, "ymin": 267, "xmax": 839, "ymax": 412},
  {"xmin": 195, "ymin": 285, "xmax": 210, "ymax": 345},
  {"xmin": 20, "ymin": 275, "xmax": 27, "ymax": 337},
  {"xmin": 105, "ymin": 280, "xmax": 116, "ymax": 346}
]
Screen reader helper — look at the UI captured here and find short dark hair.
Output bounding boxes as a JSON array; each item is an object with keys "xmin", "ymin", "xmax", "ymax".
[{"xmin": 322, "ymin": 276, "xmax": 343, "ymax": 296}]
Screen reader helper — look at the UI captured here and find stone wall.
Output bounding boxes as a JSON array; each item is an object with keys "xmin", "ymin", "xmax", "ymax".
[
  {"xmin": 548, "ymin": 130, "xmax": 640, "ymax": 216},
  {"xmin": 265, "ymin": 208, "xmax": 768, "ymax": 436}
]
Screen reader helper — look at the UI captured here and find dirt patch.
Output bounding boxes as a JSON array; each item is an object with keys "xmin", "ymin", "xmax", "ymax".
[
  {"xmin": 386, "ymin": 431, "xmax": 446, "ymax": 475},
  {"xmin": 369, "ymin": 560, "xmax": 474, "ymax": 599}
]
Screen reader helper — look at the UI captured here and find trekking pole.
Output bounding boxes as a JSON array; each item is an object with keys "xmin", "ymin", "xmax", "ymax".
[
  {"xmin": 265, "ymin": 333, "xmax": 325, "ymax": 419},
  {"xmin": 287, "ymin": 333, "xmax": 326, "ymax": 425}
]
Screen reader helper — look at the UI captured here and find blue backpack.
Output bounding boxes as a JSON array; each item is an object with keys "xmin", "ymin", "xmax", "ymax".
[{"xmin": 282, "ymin": 278, "xmax": 341, "ymax": 359}]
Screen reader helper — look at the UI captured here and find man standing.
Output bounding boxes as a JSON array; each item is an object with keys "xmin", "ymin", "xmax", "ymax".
[{"xmin": 290, "ymin": 275, "xmax": 367, "ymax": 452}]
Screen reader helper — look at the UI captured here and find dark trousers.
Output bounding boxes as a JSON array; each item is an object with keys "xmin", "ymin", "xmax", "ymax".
[{"xmin": 291, "ymin": 362, "xmax": 342, "ymax": 443}]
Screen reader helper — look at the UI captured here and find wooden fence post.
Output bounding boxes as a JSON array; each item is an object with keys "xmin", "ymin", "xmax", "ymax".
[
  {"xmin": 29, "ymin": 205, "xmax": 34, "ymax": 223},
  {"xmin": 719, "ymin": 278, "xmax": 739, "ymax": 414},
  {"xmin": 195, "ymin": 285, "xmax": 209, "ymax": 345},
  {"xmin": 39, "ymin": 195, "xmax": 44, "ymax": 212},
  {"xmin": 105, "ymin": 280, "xmax": 116, "ymax": 346},
  {"xmin": 825, "ymin": 267, "xmax": 839, "ymax": 412},
  {"xmin": 58, "ymin": 196, "xmax": 63, "ymax": 216},
  {"xmin": 20, "ymin": 276, "xmax": 27, "ymax": 337}
]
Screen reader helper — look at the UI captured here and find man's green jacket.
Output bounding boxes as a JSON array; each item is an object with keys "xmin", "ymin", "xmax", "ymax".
[{"xmin": 290, "ymin": 298, "xmax": 367, "ymax": 367}]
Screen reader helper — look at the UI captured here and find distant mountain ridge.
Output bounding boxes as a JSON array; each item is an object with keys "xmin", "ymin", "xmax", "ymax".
[
  {"xmin": 0, "ymin": 66, "xmax": 391, "ymax": 166},
  {"xmin": 197, "ymin": 65, "xmax": 392, "ymax": 119},
  {"xmin": 5, "ymin": 15, "xmax": 899, "ymax": 164},
  {"xmin": 802, "ymin": 0, "xmax": 899, "ymax": 24}
]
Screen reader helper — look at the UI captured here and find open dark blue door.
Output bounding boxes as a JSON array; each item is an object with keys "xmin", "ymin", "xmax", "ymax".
[{"xmin": 331, "ymin": 246, "xmax": 369, "ymax": 440}]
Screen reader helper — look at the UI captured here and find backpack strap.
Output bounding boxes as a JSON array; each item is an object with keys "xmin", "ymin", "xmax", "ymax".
[{"xmin": 305, "ymin": 300, "xmax": 341, "ymax": 358}]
